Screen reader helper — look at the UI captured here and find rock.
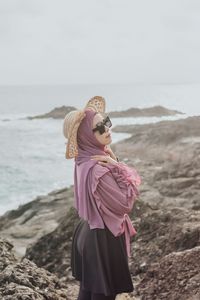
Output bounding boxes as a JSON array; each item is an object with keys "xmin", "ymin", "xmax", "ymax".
[
  {"xmin": 0, "ymin": 238, "xmax": 69, "ymax": 299},
  {"xmin": 112, "ymin": 115, "xmax": 200, "ymax": 209},
  {"xmin": 25, "ymin": 206, "xmax": 80, "ymax": 280},
  {"xmin": 0, "ymin": 239, "xmax": 18, "ymax": 270},
  {"xmin": 27, "ymin": 105, "xmax": 77, "ymax": 119},
  {"xmin": 108, "ymin": 105, "xmax": 183, "ymax": 118},
  {"xmin": 130, "ymin": 205, "xmax": 200, "ymax": 277},
  {"xmin": 26, "ymin": 104, "xmax": 183, "ymax": 120},
  {"xmin": 112, "ymin": 115, "xmax": 200, "ymax": 146},
  {"xmin": 136, "ymin": 246, "xmax": 200, "ymax": 300},
  {"xmin": 23, "ymin": 198, "xmax": 200, "ymax": 287},
  {"xmin": 0, "ymin": 187, "xmax": 74, "ymax": 257}
]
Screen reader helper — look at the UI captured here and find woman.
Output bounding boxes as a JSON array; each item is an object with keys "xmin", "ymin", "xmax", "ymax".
[{"xmin": 63, "ymin": 96, "xmax": 141, "ymax": 300}]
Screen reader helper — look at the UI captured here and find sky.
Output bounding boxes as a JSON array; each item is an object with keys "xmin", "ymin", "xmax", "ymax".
[{"xmin": 0, "ymin": 0, "xmax": 200, "ymax": 85}]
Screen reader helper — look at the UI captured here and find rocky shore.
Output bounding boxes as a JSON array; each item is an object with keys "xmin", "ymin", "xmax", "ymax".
[
  {"xmin": 0, "ymin": 238, "xmax": 71, "ymax": 299},
  {"xmin": 0, "ymin": 114, "xmax": 200, "ymax": 299}
]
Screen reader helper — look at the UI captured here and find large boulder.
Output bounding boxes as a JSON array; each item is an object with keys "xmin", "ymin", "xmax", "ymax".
[
  {"xmin": 137, "ymin": 246, "xmax": 200, "ymax": 300},
  {"xmin": 0, "ymin": 187, "xmax": 74, "ymax": 257},
  {"xmin": 0, "ymin": 238, "xmax": 69, "ymax": 300},
  {"xmin": 25, "ymin": 206, "xmax": 80, "ymax": 280},
  {"xmin": 130, "ymin": 205, "xmax": 200, "ymax": 276}
]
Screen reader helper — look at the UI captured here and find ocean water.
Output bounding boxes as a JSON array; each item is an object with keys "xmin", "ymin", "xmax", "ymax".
[{"xmin": 0, "ymin": 83, "xmax": 199, "ymax": 215}]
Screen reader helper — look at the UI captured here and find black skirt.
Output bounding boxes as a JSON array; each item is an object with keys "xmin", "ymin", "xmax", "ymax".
[{"xmin": 70, "ymin": 218, "xmax": 134, "ymax": 296}]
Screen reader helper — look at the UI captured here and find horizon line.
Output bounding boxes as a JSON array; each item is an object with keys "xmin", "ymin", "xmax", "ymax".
[{"xmin": 0, "ymin": 81, "xmax": 200, "ymax": 87}]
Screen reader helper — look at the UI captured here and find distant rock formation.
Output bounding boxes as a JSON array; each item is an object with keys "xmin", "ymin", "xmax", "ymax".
[
  {"xmin": 27, "ymin": 105, "xmax": 77, "ymax": 119},
  {"xmin": 26, "ymin": 104, "xmax": 183, "ymax": 120},
  {"xmin": 108, "ymin": 105, "xmax": 184, "ymax": 118}
]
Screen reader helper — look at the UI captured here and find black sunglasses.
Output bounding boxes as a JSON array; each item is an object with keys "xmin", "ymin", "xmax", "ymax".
[{"xmin": 92, "ymin": 115, "xmax": 112, "ymax": 135}]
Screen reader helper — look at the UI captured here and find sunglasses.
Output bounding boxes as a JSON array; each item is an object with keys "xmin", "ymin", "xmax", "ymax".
[{"xmin": 92, "ymin": 115, "xmax": 112, "ymax": 135}]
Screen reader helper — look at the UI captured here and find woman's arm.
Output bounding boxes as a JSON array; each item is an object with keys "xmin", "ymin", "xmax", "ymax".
[
  {"xmin": 90, "ymin": 163, "xmax": 141, "ymax": 240},
  {"xmin": 91, "ymin": 163, "xmax": 141, "ymax": 215}
]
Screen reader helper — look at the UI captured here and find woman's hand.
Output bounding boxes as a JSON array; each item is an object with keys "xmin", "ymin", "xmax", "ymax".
[
  {"xmin": 90, "ymin": 154, "xmax": 118, "ymax": 166},
  {"xmin": 104, "ymin": 145, "xmax": 118, "ymax": 161}
]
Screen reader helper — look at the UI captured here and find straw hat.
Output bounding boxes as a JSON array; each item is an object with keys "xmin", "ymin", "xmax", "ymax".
[{"xmin": 63, "ymin": 96, "xmax": 106, "ymax": 159}]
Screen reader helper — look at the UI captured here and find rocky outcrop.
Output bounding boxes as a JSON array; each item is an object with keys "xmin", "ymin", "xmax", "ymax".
[
  {"xmin": 27, "ymin": 105, "xmax": 76, "ymax": 119},
  {"xmin": 23, "ymin": 199, "xmax": 200, "ymax": 280},
  {"xmin": 130, "ymin": 205, "xmax": 200, "ymax": 276},
  {"xmin": 25, "ymin": 206, "xmax": 80, "ymax": 280},
  {"xmin": 136, "ymin": 246, "xmax": 200, "ymax": 300},
  {"xmin": 18, "ymin": 197, "xmax": 199, "ymax": 300},
  {"xmin": 112, "ymin": 115, "xmax": 200, "ymax": 210},
  {"xmin": 0, "ymin": 238, "xmax": 69, "ymax": 299},
  {"xmin": 108, "ymin": 105, "xmax": 183, "ymax": 118},
  {"xmin": 0, "ymin": 187, "xmax": 74, "ymax": 257},
  {"xmin": 112, "ymin": 115, "xmax": 200, "ymax": 146}
]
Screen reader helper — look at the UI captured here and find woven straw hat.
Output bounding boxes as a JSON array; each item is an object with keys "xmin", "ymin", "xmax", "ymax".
[{"xmin": 63, "ymin": 96, "xmax": 106, "ymax": 159}]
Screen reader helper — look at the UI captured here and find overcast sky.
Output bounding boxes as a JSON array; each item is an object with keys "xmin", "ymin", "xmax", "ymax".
[{"xmin": 0, "ymin": 0, "xmax": 200, "ymax": 85}]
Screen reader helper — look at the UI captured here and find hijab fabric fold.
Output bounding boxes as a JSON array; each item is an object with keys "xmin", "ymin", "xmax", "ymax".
[
  {"xmin": 74, "ymin": 108, "xmax": 109, "ymax": 222},
  {"xmin": 73, "ymin": 108, "xmax": 141, "ymax": 257}
]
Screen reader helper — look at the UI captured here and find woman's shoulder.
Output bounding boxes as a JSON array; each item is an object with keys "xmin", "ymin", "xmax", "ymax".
[
  {"xmin": 90, "ymin": 162, "xmax": 111, "ymax": 178},
  {"xmin": 91, "ymin": 161, "xmax": 142, "ymax": 187},
  {"xmin": 91, "ymin": 162, "xmax": 123, "ymax": 179}
]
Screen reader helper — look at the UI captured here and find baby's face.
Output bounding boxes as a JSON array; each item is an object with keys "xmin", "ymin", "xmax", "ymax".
[{"xmin": 92, "ymin": 113, "xmax": 112, "ymax": 145}]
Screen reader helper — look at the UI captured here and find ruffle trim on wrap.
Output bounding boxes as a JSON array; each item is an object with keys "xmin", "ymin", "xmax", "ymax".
[
  {"xmin": 105, "ymin": 162, "xmax": 141, "ymax": 199},
  {"xmin": 104, "ymin": 162, "xmax": 141, "ymax": 256},
  {"xmin": 90, "ymin": 161, "xmax": 140, "ymax": 257}
]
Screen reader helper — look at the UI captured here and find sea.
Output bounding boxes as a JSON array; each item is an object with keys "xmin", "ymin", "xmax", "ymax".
[{"xmin": 0, "ymin": 83, "xmax": 199, "ymax": 216}]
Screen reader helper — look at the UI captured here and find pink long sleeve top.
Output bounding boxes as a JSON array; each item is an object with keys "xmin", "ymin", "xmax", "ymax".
[{"xmin": 90, "ymin": 161, "xmax": 141, "ymax": 257}]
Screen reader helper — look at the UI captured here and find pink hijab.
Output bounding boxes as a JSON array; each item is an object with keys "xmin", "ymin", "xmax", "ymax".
[{"xmin": 74, "ymin": 108, "xmax": 110, "ymax": 224}]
